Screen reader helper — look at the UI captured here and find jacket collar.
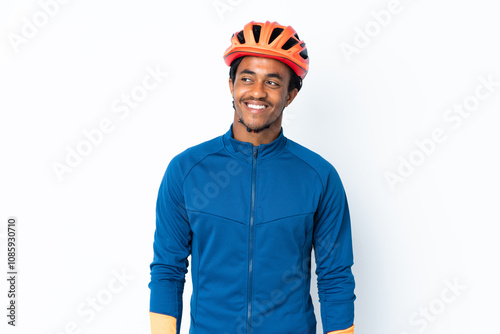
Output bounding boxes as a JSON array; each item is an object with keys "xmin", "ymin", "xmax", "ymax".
[{"xmin": 222, "ymin": 123, "xmax": 287, "ymax": 161}]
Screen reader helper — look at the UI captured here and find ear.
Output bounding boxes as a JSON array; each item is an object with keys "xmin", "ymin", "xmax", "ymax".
[
  {"xmin": 228, "ymin": 77, "xmax": 234, "ymax": 96},
  {"xmin": 285, "ymin": 88, "xmax": 298, "ymax": 107}
]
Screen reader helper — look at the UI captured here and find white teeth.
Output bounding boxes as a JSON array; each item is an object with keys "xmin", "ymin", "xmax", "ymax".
[{"xmin": 247, "ymin": 103, "xmax": 266, "ymax": 109}]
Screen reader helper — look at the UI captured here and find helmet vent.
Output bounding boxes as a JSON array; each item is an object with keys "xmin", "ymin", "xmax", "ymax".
[
  {"xmin": 237, "ymin": 31, "xmax": 245, "ymax": 44},
  {"xmin": 282, "ymin": 37, "xmax": 299, "ymax": 50},
  {"xmin": 224, "ymin": 21, "xmax": 309, "ymax": 80},
  {"xmin": 299, "ymin": 49, "xmax": 309, "ymax": 60},
  {"xmin": 252, "ymin": 24, "xmax": 262, "ymax": 43},
  {"xmin": 268, "ymin": 27, "xmax": 284, "ymax": 44}
]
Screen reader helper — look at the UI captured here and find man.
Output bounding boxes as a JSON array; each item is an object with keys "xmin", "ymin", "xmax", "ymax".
[{"xmin": 149, "ymin": 21, "xmax": 356, "ymax": 334}]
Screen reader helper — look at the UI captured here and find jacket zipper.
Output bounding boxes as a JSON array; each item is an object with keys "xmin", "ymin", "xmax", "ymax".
[{"xmin": 247, "ymin": 146, "xmax": 258, "ymax": 334}]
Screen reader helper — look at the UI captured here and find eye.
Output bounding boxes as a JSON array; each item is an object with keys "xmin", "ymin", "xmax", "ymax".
[
  {"xmin": 241, "ymin": 77, "xmax": 252, "ymax": 82},
  {"xmin": 267, "ymin": 80, "xmax": 280, "ymax": 87}
]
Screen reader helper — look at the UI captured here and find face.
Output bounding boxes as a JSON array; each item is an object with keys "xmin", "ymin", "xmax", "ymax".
[{"xmin": 229, "ymin": 56, "xmax": 298, "ymax": 133}]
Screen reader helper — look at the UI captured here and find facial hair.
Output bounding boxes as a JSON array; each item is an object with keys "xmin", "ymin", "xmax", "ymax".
[{"xmin": 234, "ymin": 100, "xmax": 284, "ymax": 133}]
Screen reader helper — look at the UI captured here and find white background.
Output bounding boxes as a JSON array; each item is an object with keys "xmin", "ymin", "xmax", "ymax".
[{"xmin": 1, "ymin": 0, "xmax": 499, "ymax": 333}]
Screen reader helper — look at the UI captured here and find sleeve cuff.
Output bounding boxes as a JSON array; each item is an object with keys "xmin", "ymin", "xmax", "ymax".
[
  {"xmin": 327, "ymin": 324, "xmax": 354, "ymax": 334},
  {"xmin": 150, "ymin": 311, "xmax": 177, "ymax": 334}
]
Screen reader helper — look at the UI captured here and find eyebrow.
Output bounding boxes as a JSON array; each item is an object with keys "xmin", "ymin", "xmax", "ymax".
[{"xmin": 239, "ymin": 69, "xmax": 284, "ymax": 81}]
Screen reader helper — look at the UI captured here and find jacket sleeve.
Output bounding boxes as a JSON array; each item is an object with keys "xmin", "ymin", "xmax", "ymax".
[
  {"xmin": 313, "ymin": 166, "xmax": 356, "ymax": 333},
  {"xmin": 148, "ymin": 156, "xmax": 192, "ymax": 334}
]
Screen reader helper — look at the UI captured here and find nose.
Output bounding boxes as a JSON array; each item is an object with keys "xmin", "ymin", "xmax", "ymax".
[{"xmin": 251, "ymin": 81, "xmax": 267, "ymax": 99}]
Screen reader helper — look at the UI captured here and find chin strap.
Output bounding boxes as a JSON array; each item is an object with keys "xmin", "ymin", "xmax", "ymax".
[
  {"xmin": 238, "ymin": 118, "xmax": 268, "ymax": 133},
  {"xmin": 234, "ymin": 100, "xmax": 272, "ymax": 133},
  {"xmin": 234, "ymin": 101, "xmax": 258, "ymax": 132}
]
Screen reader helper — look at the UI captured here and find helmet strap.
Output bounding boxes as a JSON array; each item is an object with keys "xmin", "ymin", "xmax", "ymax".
[{"xmin": 237, "ymin": 118, "xmax": 271, "ymax": 134}]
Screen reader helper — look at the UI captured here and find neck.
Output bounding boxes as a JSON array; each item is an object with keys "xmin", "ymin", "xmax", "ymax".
[{"xmin": 232, "ymin": 114, "xmax": 282, "ymax": 147}]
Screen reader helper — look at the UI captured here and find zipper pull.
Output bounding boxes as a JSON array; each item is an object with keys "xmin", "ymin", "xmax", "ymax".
[{"xmin": 253, "ymin": 147, "xmax": 258, "ymax": 158}]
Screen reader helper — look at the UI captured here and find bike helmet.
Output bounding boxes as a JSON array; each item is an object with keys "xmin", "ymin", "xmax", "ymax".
[{"xmin": 223, "ymin": 21, "xmax": 309, "ymax": 80}]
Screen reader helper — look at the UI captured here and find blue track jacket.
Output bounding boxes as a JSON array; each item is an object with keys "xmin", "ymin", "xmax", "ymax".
[{"xmin": 149, "ymin": 123, "xmax": 356, "ymax": 334}]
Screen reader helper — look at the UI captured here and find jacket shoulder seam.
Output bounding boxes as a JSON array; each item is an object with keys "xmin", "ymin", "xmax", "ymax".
[
  {"xmin": 179, "ymin": 141, "xmax": 225, "ymax": 187},
  {"xmin": 258, "ymin": 211, "xmax": 316, "ymax": 225},
  {"xmin": 284, "ymin": 146, "xmax": 326, "ymax": 192},
  {"xmin": 186, "ymin": 209, "xmax": 246, "ymax": 225}
]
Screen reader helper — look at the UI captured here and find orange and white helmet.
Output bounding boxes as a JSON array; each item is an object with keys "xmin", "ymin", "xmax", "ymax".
[{"xmin": 223, "ymin": 21, "xmax": 309, "ymax": 80}]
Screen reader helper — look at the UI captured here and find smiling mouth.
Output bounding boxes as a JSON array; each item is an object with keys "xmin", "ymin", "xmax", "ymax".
[{"xmin": 244, "ymin": 101, "xmax": 270, "ymax": 114}]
